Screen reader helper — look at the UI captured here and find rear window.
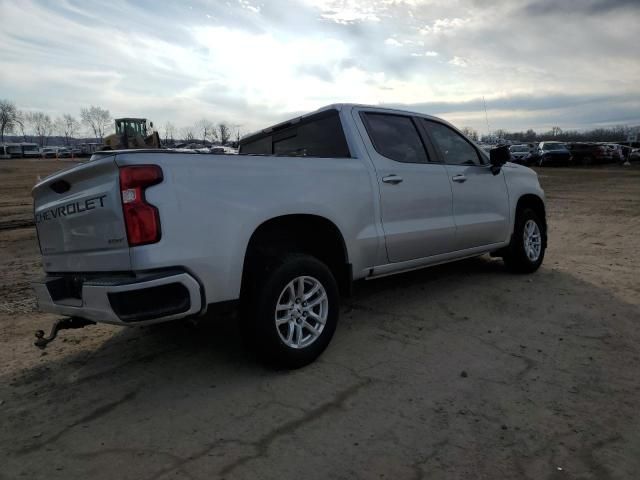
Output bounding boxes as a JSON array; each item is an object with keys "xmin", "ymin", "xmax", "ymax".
[{"xmin": 239, "ymin": 110, "xmax": 350, "ymax": 158}]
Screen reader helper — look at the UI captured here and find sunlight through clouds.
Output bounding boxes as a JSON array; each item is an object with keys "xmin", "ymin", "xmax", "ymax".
[{"xmin": 0, "ymin": 0, "xmax": 639, "ymax": 132}]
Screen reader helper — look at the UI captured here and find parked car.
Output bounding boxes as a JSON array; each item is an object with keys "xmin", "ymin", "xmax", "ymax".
[
  {"xmin": 533, "ymin": 142, "xmax": 572, "ymax": 166},
  {"xmin": 604, "ymin": 144, "xmax": 625, "ymax": 163},
  {"xmin": 509, "ymin": 144, "xmax": 534, "ymax": 165},
  {"xmin": 31, "ymin": 104, "xmax": 547, "ymax": 367},
  {"xmin": 78, "ymin": 143, "xmax": 104, "ymax": 155},
  {"xmin": 630, "ymin": 148, "xmax": 640, "ymax": 162},
  {"xmin": 56, "ymin": 147, "xmax": 72, "ymax": 158},
  {"xmin": 566, "ymin": 142, "xmax": 611, "ymax": 165},
  {"xmin": 40, "ymin": 147, "xmax": 57, "ymax": 158}
]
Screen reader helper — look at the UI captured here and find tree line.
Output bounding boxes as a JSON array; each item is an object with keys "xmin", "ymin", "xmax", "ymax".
[
  {"xmin": 461, "ymin": 125, "xmax": 633, "ymax": 144},
  {"xmin": 0, "ymin": 99, "xmax": 239, "ymax": 147}
]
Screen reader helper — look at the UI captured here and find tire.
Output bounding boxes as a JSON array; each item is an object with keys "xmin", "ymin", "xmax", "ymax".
[
  {"xmin": 242, "ymin": 253, "xmax": 339, "ymax": 369},
  {"xmin": 503, "ymin": 208, "xmax": 546, "ymax": 273}
]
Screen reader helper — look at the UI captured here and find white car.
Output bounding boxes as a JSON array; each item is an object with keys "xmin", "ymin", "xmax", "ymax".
[{"xmin": 32, "ymin": 104, "xmax": 547, "ymax": 367}]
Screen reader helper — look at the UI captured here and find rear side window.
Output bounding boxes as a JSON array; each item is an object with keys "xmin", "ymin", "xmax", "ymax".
[
  {"xmin": 422, "ymin": 120, "xmax": 482, "ymax": 165},
  {"xmin": 362, "ymin": 113, "xmax": 428, "ymax": 164},
  {"xmin": 241, "ymin": 136, "xmax": 272, "ymax": 154},
  {"xmin": 239, "ymin": 110, "xmax": 350, "ymax": 158}
]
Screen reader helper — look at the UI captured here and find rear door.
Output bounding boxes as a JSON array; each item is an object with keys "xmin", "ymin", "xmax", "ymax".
[
  {"xmin": 420, "ymin": 119, "xmax": 509, "ymax": 251},
  {"xmin": 354, "ymin": 109, "xmax": 455, "ymax": 263},
  {"xmin": 33, "ymin": 154, "xmax": 131, "ymax": 272}
]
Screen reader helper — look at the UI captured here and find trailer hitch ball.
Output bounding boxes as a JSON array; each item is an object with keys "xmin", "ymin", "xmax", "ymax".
[{"xmin": 34, "ymin": 317, "xmax": 96, "ymax": 349}]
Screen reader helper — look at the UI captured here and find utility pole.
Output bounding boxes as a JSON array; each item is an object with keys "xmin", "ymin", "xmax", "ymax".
[{"xmin": 483, "ymin": 96, "xmax": 491, "ymax": 142}]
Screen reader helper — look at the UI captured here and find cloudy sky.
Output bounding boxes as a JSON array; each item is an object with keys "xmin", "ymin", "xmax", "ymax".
[{"xmin": 1, "ymin": 0, "xmax": 639, "ymax": 136}]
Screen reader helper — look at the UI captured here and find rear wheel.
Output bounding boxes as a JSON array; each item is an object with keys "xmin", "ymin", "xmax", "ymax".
[
  {"xmin": 503, "ymin": 208, "xmax": 546, "ymax": 273},
  {"xmin": 243, "ymin": 254, "xmax": 339, "ymax": 368}
]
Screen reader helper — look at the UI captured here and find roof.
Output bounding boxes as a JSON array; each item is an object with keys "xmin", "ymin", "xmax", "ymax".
[
  {"xmin": 240, "ymin": 103, "xmax": 447, "ymax": 143},
  {"xmin": 115, "ymin": 118, "xmax": 147, "ymax": 122}
]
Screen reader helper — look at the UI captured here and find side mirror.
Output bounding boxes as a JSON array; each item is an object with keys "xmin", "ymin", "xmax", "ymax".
[
  {"xmin": 489, "ymin": 145, "xmax": 510, "ymax": 174},
  {"xmin": 149, "ymin": 121, "xmax": 154, "ymax": 129}
]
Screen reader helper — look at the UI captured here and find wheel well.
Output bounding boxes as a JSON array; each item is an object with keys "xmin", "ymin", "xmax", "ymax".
[
  {"xmin": 516, "ymin": 194, "xmax": 547, "ymax": 231},
  {"xmin": 242, "ymin": 215, "xmax": 352, "ymax": 296}
]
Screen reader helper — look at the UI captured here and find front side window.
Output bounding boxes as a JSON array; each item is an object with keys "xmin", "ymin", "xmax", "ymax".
[
  {"xmin": 422, "ymin": 120, "xmax": 482, "ymax": 166},
  {"xmin": 362, "ymin": 113, "xmax": 428, "ymax": 163}
]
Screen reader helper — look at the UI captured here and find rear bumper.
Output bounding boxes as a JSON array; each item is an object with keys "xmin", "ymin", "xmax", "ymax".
[{"xmin": 32, "ymin": 270, "xmax": 203, "ymax": 326}]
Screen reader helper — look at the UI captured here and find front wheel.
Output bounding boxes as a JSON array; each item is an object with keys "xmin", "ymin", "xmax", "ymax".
[
  {"xmin": 243, "ymin": 254, "xmax": 339, "ymax": 368},
  {"xmin": 503, "ymin": 208, "xmax": 546, "ymax": 273}
]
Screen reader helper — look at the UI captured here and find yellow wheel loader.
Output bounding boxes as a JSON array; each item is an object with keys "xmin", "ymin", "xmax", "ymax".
[{"xmin": 102, "ymin": 118, "xmax": 161, "ymax": 150}]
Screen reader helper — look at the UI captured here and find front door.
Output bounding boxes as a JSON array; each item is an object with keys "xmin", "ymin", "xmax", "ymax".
[{"xmin": 420, "ymin": 119, "xmax": 510, "ymax": 251}]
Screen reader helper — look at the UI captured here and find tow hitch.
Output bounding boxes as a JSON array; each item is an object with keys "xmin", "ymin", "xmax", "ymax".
[{"xmin": 34, "ymin": 317, "xmax": 96, "ymax": 349}]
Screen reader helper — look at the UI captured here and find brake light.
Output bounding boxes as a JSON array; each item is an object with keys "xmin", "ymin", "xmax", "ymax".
[{"xmin": 119, "ymin": 165, "xmax": 163, "ymax": 246}]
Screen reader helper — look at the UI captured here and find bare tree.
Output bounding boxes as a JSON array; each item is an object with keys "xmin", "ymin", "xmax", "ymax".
[
  {"xmin": 81, "ymin": 106, "xmax": 112, "ymax": 142},
  {"xmin": 15, "ymin": 111, "xmax": 30, "ymax": 141},
  {"xmin": 230, "ymin": 124, "xmax": 244, "ymax": 145},
  {"xmin": 550, "ymin": 126, "xmax": 563, "ymax": 137},
  {"xmin": 180, "ymin": 126, "xmax": 195, "ymax": 142},
  {"xmin": 63, "ymin": 114, "xmax": 80, "ymax": 145},
  {"xmin": 55, "ymin": 114, "xmax": 80, "ymax": 145},
  {"xmin": 30, "ymin": 112, "xmax": 54, "ymax": 146},
  {"xmin": 461, "ymin": 126, "xmax": 478, "ymax": 141},
  {"xmin": 194, "ymin": 119, "xmax": 216, "ymax": 145},
  {"xmin": 494, "ymin": 128, "xmax": 508, "ymax": 140},
  {"xmin": 163, "ymin": 121, "xmax": 176, "ymax": 144},
  {"xmin": 217, "ymin": 122, "xmax": 231, "ymax": 145},
  {"xmin": 0, "ymin": 99, "xmax": 18, "ymax": 142}
]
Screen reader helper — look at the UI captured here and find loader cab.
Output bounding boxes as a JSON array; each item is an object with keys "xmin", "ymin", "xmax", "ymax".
[{"xmin": 115, "ymin": 118, "xmax": 148, "ymax": 138}]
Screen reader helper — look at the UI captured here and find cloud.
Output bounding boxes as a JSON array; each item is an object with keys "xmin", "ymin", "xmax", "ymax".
[
  {"xmin": 384, "ymin": 37, "xmax": 403, "ymax": 47},
  {"xmin": 411, "ymin": 51, "xmax": 439, "ymax": 57},
  {"xmin": 419, "ymin": 17, "xmax": 471, "ymax": 35},
  {"xmin": 0, "ymin": 0, "xmax": 638, "ymax": 135},
  {"xmin": 383, "ymin": 93, "xmax": 640, "ymax": 131},
  {"xmin": 523, "ymin": 0, "xmax": 640, "ymax": 15},
  {"xmin": 448, "ymin": 56, "xmax": 470, "ymax": 67}
]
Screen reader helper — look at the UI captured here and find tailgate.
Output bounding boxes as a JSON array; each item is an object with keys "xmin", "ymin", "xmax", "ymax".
[{"xmin": 32, "ymin": 154, "xmax": 131, "ymax": 272}]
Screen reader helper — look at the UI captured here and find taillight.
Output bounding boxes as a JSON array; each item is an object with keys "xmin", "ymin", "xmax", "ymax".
[{"xmin": 119, "ymin": 165, "xmax": 163, "ymax": 246}]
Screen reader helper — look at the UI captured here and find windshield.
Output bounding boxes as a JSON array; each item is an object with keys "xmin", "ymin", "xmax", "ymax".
[
  {"xmin": 117, "ymin": 120, "xmax": 147, "ymax": 137},
  {"xmin": 542, "ymin": 143, "xmax": 568, "ymax": 151},
  {"xmin": 510, "ymin": 146, "xmax": 529, "ymax": 152}
]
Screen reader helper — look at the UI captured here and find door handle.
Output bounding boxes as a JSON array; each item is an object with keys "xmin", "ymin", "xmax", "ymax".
[
  {"xmin": 382, "ymin": 175, "xmax": 403, "ymax": 185},
  {"xmin": 452, "ymin": 174, "xmax": 467, "ymax": 183}
]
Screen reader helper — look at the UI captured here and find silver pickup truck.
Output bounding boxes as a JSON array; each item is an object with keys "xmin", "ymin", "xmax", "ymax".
[{"xmin": 32, "ymin": 104, "xmax": 546, "ymax": 367}]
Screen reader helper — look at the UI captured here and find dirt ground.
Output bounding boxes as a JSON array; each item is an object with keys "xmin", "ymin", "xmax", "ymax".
[{"xmin": 1, "ymin": 159, "xmax": 639, "ymax": 479}]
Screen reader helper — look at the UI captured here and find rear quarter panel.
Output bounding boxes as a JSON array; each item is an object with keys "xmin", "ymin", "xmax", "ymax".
[{"xmin": 115, "ymin": 152, "xmax": 380, "ymax": 304}]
